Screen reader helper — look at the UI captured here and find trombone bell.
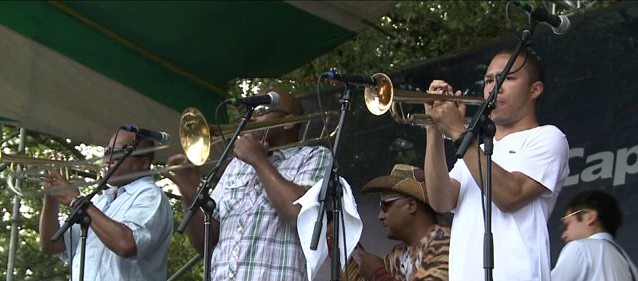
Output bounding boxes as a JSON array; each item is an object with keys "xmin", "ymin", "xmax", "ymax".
[
  {"xmin": 179, "ymin": 108, "xmax": 211, "ymax": 166},
  {"xmin": 179, "ymin": 107, "xmax": 338, "ymax": 167}
]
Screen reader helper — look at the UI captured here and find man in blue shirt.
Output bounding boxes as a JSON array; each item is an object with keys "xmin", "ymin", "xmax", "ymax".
[
  {"xmin": 552, "ymin": 190, "xmax": 638, "ymax": 281},
  {"xmin": 39, "ymin": 129, "xmax": 173, "ymax": 281}
]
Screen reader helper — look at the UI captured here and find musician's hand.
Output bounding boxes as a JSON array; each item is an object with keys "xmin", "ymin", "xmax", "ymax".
[
  {"xmin": 355, "ymin": 246, "xmax": 386, "ymax": 279},
  {"xmin": 164, "ymin": 154, "xmax": 201, "ymax": 201},
  {"xmin": 427, "ymin": 80, "xmax": 466, "ymax": 139},
  {"xmin": 456, "ymin": 89, "xmax": 467, "ymax": 121},
  {"xmin": 351, "ymin": 243, "xmax": 365, "ymax": 264},
  {"xmin": 234, "ymin": 133, "xmax": 269, "ymax": 166},
  {"xmin": 43, "ymin": 170, "xmax": 78, "ymax": 206},
  {"xmin": 427, "ymin": 80, "xmax": 454, "ymax": 106}
]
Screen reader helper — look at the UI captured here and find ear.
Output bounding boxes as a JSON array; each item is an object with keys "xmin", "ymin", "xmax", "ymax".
[
  {"xmin": 408, "ymin": 199, "xmax": 418, "ymax": 214},
  {"xmin": 585, "ymin": 210, "xmax": 599, "ymax": 226},
  {"xmin": 529, "ymin": 81, "xmax": 543, "ymax": 100},
  {"xmin": 141, "ymin": 156, "xmax": 153, "ymax": 170},
  {"xmin": 282, "ymin": 115, "xmax": 296, "ymax": 130}
]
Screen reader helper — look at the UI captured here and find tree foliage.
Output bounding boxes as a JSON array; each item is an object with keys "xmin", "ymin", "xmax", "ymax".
[{"xmin": 231, "ymin": 1, "xmax": 611, "ymax": 96}]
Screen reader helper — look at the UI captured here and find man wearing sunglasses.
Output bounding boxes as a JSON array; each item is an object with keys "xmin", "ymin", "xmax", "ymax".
[
  {"xmin": 166, "ymin": 89, "xmax": 332, "ymax": 281},
  {"xmin": 552, "ymin": 190, "xmax": 637, "ymax": 281},
  {"xmin": 39, "ymin": 129, "xmax": 174, "ymax": 281},
  {"xmin": 351, "ymin": 164, "xmax": 451, "ymax": 281}
]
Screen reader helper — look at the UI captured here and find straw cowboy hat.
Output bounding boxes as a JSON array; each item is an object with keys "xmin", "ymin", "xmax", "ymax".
[{"xmin": 362, "ymin": 164, "xmax": 429, "ymax": 204}]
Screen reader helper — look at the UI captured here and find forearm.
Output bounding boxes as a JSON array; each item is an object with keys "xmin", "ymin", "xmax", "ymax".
[
  {"xmin": 252, "ymin": 158, "xmax": 306, "ymax": 227},
  {"xmin": 358, "ymin": 252, "xmax": 396, "ymax": 281},
  {"xmin": 170, "ymin": 167, "xmax": 221, "ymax": 255},
  {"xmin": 462, "ymin": 139, "xmax": 536, "ymax": 212},
  {"xmin": 424, "ymin": 128, "xmax": 458, "ymax": 212},
  {"xmin": 39, "ymin": 197, "xmax": 66, "ymax": 255},
  {"xmin": 86, "ymin": 204, "xmax": 138, "ymax": 258},
  {"xmin": 180, "ymin": 196, "xmax": 215, "ymax": 255}
]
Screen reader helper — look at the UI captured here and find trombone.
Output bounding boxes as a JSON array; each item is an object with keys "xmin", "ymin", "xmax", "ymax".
[
  {"xmin": 180, "ymin": 107, "xmax": 338, "ymax": 166},
  {"xmin": 364, "ymin": 73, "xmax": 485, "ymax": 127}
]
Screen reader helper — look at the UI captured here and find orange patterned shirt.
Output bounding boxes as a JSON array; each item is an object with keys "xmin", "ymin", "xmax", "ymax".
[{"xmin": 342, "ymin": 224, "xmax": 450, "ymax": 281}]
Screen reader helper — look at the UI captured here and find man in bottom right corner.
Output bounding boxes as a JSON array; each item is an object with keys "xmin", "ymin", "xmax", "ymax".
[{"xmin": 552, "ymin": 189, "xmax": 638, "ymax": 281}]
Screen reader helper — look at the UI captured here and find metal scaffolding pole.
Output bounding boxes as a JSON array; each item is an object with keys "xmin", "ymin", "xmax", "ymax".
[{"xmin": 6, "ymin": 128, "xmax": 27, "ymax": 281}]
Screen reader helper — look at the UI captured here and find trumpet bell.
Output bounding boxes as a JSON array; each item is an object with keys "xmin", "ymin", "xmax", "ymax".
[
  {"xmin": 363, "ymin": 72, "xmax": 485, "ymax": 127},
  {"xmin": 364, "ymin": 73, "xmax": 394, "ymax": 116},
  {"xmin": 179, "ymin": 108, "xmax": 211, "ymax": 166}
]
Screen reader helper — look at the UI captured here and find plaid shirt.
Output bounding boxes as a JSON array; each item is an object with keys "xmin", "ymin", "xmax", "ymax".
[{"xmin": 211, "ymin": 146, "xmax": 332, "ymax": 281}]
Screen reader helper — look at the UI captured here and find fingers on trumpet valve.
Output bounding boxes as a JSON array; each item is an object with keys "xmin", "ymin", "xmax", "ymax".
[{"xmin": 432, "ymin": 87, "xmax": 452, "ymax": 96}]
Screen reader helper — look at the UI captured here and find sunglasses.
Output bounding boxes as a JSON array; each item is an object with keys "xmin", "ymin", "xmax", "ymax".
[
  {"xmin": 253, "ymin": 105, "xmax": 291, "ymax": 117},
  {"xmin": 103, "ymin": 147, "xmax": 148, "ymax": 161},
  {"xmin": 379, "ymin": 196, "xmax": 409, "ymax": 212},
  {"xmin": 561, "ymin": 209, "xmax": 589, "ymax": 222}
]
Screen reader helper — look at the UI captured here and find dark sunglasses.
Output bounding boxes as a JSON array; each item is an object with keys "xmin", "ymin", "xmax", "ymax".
[
  {"xmin": 379, "ymin": 196, "xmax": 409, "ymax": 212},
  {"xmin": 103, "ymin": 147, "xmax": 148, "ymax": 161},
  {"xmin": 253, "ymin": 105, "xmax": 291, "ymax": 117}
]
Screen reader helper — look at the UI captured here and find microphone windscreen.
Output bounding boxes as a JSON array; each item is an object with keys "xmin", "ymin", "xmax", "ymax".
[{"xmin": 267, "ymin": 91, "xmax": 280, "ymax": 107}]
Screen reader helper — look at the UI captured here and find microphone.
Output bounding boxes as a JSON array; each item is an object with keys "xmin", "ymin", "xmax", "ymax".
[
  {"xmin": 323, "ymin": 71, "xmax": 376, "ymax": 86},
  {"xmin": 120, "ymin": 125, "xmax": 170, "ymax": 145},
  {"xmin": 512, "ymin": 1, "xmax": 571, "ymax": 35},
  {"xmin": 227, "ymin": 91, "xmax": 280, "ymax": 107}
]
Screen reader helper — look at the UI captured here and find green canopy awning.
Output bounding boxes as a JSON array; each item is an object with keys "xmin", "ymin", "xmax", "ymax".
[{"xmin": 0, "ymin": 1, "xmax": 395, "ymax": 159}]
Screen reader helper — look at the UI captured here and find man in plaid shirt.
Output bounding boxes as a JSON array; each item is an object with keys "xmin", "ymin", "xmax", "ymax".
[{"xmin": 168, "ymin": 89, "xmax": 332, "ymax": 281}]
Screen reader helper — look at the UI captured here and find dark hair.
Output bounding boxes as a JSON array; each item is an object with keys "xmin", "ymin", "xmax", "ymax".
[
  {"xmin": 417, "ymin": 199, "xmax": 438, "ymax": 221},
  {"xmin": 566, "ymin": 190, "xmax": 623, "ymax": 237},
  {"xmin": 110, "ymin": 130, "xmax": 155, "ymax": 162},
  {"xmin": 139, "ymin": 138, "xmax": 156, "ymax": 162},
  {"xmin": 493, "ymin": 46, "xmax": 544, "ymax": 84}
]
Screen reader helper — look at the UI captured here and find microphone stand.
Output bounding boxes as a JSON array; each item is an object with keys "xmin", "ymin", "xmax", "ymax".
[
  {"xmin": 167, "ymin": 254, "xmax": 203, "ymax": 281},
  {"xmin": 177, "ymin": 106, "xmax": 255, "ymax": 281},
  {"xmin": 454, "ymin": 19, "xmax": 540, "ymax": 281},
  {"xmin": 309, "ymin": 83, "xmax": 352, "ymax": 281},
  {"xmin": 51, "ymin": 138, "xmax": 141, "ymax": 281}
]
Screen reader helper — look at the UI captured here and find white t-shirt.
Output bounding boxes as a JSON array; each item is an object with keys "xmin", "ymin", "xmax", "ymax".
[
  {"xmin": 448, "ymin": 125, "xmax": 570, "ymax": 281},
  {"xmin": 552, "ymin": 232, "xmax": 638, "ymax": 281}
]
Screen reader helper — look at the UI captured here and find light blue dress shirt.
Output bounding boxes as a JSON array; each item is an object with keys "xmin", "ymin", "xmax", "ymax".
[
  {"xmin": 552, "ymin": 232, "xmax": 638, "ymax": 281},
  {"xmin": 59, "ymin": 176, "xmax": 173, "ymax": 281}
]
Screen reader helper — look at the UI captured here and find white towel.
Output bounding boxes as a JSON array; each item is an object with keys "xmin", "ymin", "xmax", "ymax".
[{"xmin": 294, "ymin": 177, "xmax": 363, "ymax": 281}]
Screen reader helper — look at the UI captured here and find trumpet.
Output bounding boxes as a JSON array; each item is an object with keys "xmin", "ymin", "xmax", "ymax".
[
  {"xmin": 364, "ymin": 73, "xmax": 485, "ymax": 127},
  {"xmin": 0, "ymin": 153, "xmax": 101, "ymax": 179},
  {"xmin": 1, "ymin": 153, "xmax": 102, "ymax": 197},
  {"xmin": 180, "ymin": 107, "xmax": 338, "ymax": 166}
]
